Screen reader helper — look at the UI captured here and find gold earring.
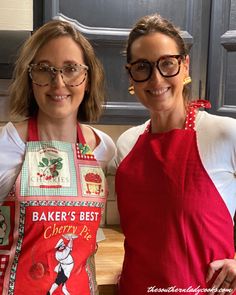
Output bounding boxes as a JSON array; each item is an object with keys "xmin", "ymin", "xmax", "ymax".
[
  {"xmin": 183, "ymin": 76, "xmax": 192, "ymax": 86},
  {"xmin": 128, "ymin": 85, "xmax": 135, "ymax": 95}
]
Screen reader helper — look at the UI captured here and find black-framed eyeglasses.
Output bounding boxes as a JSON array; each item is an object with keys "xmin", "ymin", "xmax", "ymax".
[
  {"xmin": 28, "ymin": 63, "xmax": 89, "ymax": 87},
  {"xmin": 126, "ymin": 55, "xmax": 184, "ymax": 82}
]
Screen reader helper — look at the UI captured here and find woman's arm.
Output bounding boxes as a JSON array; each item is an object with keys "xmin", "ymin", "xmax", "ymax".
[{"xmin": 0, "ymin": 122, "xmax": 25, "ymax": 199}]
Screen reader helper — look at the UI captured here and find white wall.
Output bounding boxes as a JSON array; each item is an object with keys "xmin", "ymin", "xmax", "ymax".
[{"xmin": 0, "ymin": 0, "xmax": 33, "ymax": 30}]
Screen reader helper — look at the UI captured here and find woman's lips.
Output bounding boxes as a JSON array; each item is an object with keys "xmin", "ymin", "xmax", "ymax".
[
  {"xmin": 49, "ymin": 95, "xmax": 70, "ymax": 101},
  {"xmin": 148, "ymin": 87, "xmax": 169, "ymax": 96}
]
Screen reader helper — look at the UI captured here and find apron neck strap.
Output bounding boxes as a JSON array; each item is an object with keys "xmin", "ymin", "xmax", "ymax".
[
  {"xmin": 28, "ymin": 117, "xmax": 39, "ymax": 141},
  {"xmin": 76, "ymin": 123, "xmax": 86, "ymax": 145},
  {"xmin": 27, "ymin": 116, "xmax": 86, "ymax": 144},
  {"xmin": 184, "ymin": 99, "xmax": 211, "ymax": 130}
]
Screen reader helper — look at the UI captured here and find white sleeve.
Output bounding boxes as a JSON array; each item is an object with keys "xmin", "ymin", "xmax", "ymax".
[
  {"xmin": 0, "ymin": 122, "xmax": 25, "ymax": 200},
  {"xmin": 196, "ymin": 111, "xmax": 236, "ymax": 219},
  {"xmin": 116, "ymin": 121, "xmax": 149, "ymax": 165},
  {"xmin": 90, "ymin": 127, "xmax": 116, "ymax": 170}
]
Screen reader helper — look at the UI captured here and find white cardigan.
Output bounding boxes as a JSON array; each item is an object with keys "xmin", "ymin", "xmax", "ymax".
[{"xmin": 116, "ymin": 111, "xmax": 236, "ymax": 220}]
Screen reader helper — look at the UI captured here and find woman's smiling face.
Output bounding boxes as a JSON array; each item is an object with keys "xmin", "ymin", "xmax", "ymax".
[
  {"xmin": 32, "ymin": 36, "xmax": 88, "ymax": 121},
  {"xmin": 129, "ymin": 32, "xmax": 189, "ymax": 115}
]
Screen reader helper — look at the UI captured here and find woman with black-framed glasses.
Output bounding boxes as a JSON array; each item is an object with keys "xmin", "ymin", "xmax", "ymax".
[
  {"xmin": 126, "ymin": 54, "xmax": 183, "ymax": 82},
  {"xmin": 115, "ymin": 13, "xmax": 236, "ymax": 295},
  {"xmin": 0, "ymin": 20, "xmax": 116, "ymax": 294}
]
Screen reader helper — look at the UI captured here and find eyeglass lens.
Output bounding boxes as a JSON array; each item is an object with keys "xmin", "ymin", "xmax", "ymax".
[
  {"xmin": 129, "ymin": 55, "xmax": 181, "ymax": 82},
  {"xmin": 29, "ymin": 64, "xmax": 88, "ymax": 87}
]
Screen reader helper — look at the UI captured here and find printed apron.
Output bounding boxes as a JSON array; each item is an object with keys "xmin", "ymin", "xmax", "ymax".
[
  {"xmin": 116, "ymin": 100, "xmax": 235, "ymax": 295},
  {"xmin": 0, "ymin": 117, "xmax": 107, "ymax": 295}
]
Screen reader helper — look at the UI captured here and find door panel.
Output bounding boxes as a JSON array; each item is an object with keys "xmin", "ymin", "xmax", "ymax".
[
  {"xmin": 207, "ymin": 0, "xmax": 236, "ymax": 117},
  {"xmin": 43, "ymin": 0, "xmax": 210, "ymax": 124}
]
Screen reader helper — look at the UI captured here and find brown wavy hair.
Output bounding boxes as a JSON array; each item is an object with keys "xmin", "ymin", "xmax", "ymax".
[{"xmin": 9, "ymin": 20, "xmax": 105, "ymax": 122}]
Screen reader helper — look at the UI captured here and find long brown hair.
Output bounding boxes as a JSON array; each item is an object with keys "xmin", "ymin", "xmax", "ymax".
[{"xmin": 9, "ymin": 20, "xmax": 105, "ymax": 122}]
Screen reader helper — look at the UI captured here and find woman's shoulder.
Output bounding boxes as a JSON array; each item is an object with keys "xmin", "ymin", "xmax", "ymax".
[
  {"xmin": 117, "ymin": 120, "xmax": 149, "ymax": 149},
  {"xmin": 196, "ymin": 111, "xmax": 236, "ymax": 139},
  {"xmin": 13, "ymin": 120, "xmax": 28, "ymax": 143},
  {"xmin": 0, "ymin": 121, "xmax": 26, "ymax": 151},
  {"xmin": 0, "ymin": 121, "xmax": 26, "ymax": 199},
  {"xmin": 88, "ymin": 126, "xmax": 116, "ymax": 167},
  {"xmin": 197, "ymin": 110, "xmax": 236, "ymax": 124},
  {"xmin": 116, "ymin": 120, "xmax": 150, "ymax": 164}
]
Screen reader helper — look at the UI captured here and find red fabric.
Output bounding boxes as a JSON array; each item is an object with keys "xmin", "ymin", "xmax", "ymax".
[
  {"xmin": 116, "ymin": 101, "xmax": 235, "ymax": 294},
  {"xmin": 28, "ymin": 116, "xmax": 39, "ymax": 141},
  {"xmin": 0, "ymin": 117, "xmax": 106, "ymax": 294}
]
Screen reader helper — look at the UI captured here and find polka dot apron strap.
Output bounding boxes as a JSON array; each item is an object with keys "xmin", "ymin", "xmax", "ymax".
[{"xmin": 184, "ymin": 99, "xmax": 211, "ymax": 130}]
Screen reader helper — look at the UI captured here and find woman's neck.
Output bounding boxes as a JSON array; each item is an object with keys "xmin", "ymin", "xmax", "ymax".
[
  {"xmin": 37, "ymin": 113, "xmax": 78, "ymax": 143},
  {"xmin": 150, "ymin": 104, "xmax": 187, "ymax": 133}
]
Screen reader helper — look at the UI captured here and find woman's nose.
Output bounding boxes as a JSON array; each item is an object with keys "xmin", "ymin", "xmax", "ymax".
[
  {"xmin": 51, "ymin": 72, "xmax": 66, "ymax": 86},
  {"xmin": 150, "ymin": 65, "xmax": 164, "ymax": 82}
]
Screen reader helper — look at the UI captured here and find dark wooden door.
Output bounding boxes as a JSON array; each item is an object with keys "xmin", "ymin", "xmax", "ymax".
[
  {"xmin": 207, "ymin": 0, "xmax": 236, "ymax": 118},
  {"xmin": 43, "ymin": 0, "xmax": 211, "ymax": 124}
]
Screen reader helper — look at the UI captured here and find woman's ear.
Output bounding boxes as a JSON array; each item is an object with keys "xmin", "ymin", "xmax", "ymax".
[{"xmin": 128, "ymin": 77, "xmax": 134, "ymax": 87}]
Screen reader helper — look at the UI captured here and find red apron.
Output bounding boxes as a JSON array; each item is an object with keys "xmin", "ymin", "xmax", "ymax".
[
  {"xmin": 116, "ymin": 101, "xmax": 235, "ymax": 294},
  {"xmin": 0, "ymin": 117, "xmax": 107, "ymax": 295}
]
